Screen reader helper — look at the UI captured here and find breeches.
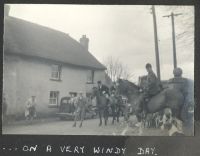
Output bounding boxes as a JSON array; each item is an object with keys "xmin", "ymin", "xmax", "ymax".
[{"xmin": 74, "ymin": 107, "xmax": 85, "ymax": 120}]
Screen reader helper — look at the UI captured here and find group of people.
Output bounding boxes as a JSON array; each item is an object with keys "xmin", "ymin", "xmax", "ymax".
[
  {"xmin": 22, "ymin": 63, "xmax": 190, "ymax": 130},
  {"xmin": 71, "ymin": 81, "xmax": 121, "ymax": 127},
  {"xmin": 23, "ymin": 63, "xmax": 161, "ymax": 123}
]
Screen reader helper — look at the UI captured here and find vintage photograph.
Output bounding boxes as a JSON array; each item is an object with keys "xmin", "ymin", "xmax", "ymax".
[{"xmin": 2, "ymin": 4, "xmax": 194, "ymax": 136}]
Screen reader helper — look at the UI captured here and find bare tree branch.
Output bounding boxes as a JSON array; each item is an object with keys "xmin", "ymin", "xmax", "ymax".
[{"xmin": 103, "ymin": 56, "xmax": 134, "ymax": 82}]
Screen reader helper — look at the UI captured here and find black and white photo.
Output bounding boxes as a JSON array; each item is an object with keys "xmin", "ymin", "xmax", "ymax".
[{"xmin": 2, "ymin": 4, "xmax": 194, "ymax": 136}]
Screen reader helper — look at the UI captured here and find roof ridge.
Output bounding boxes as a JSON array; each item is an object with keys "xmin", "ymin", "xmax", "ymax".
[{"xmin": 7, "ymin": 16, "xmax": 72, "ymax": 38}]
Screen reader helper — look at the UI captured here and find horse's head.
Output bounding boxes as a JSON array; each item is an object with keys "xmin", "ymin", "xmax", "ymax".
[{"xmin": 116, "ymin": 78, "xmax": 144, "ymax": 116}]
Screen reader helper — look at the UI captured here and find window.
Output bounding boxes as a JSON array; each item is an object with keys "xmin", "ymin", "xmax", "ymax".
[
  {"xmin": 87, "ymin": 70, "xmax": 94, "ymax": 83},
  {"xmin": 69, "ymin": 92, "xmax": 77, "ymax": 97},
  {"xmin": 49, "ymin": 91, "xmax": 59, "ymax": 106},
  {"xmin": 51, "ymin": 64, "xmax": 61, "ymax": 80}
]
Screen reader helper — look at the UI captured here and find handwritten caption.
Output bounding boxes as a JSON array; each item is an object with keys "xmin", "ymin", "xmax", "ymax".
[{"xmin": 2, "ymin": 145, "xmax": 158, "ymax": 155}]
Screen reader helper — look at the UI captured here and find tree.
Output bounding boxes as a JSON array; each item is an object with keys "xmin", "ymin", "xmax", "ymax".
[{"xmin": 103, "ymin": 56, "xmax": 133, "ymax": 82}]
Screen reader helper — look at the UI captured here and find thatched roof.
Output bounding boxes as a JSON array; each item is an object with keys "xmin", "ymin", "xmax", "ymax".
[{"xmin": 4, "ymin": 16, "xmax": 106, "ymax": 70}]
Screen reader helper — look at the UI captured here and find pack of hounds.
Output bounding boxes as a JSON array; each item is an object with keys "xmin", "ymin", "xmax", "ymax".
[{"xmin": 143, "ymin": 108, "xmax": 184, "ymax": 136}]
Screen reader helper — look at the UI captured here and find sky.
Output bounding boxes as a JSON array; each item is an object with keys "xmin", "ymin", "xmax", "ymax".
[{"xmin": 7, "ymin": 4, "xmax": 194, "ymax": 82}]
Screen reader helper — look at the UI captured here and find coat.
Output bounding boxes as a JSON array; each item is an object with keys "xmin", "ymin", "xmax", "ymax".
[
  {"xmin": 146, "ymin": 71, "xmax": 161, "ymax": 96},
  {"xmin": 98, "ymin": 84, "xmax": 109, "ymax": 95},
  {"xmin": 75, "ymin": 96, "xmax": 87, "ymax": 111}
]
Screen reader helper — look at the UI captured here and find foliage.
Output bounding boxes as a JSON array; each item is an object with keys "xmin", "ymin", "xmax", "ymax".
[{"xmin": 103, "ymin": 56, "xmax": 133, "ymax": 82}]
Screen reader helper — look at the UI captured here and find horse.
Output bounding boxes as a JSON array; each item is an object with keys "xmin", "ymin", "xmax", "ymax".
[
  {"xmin": 117, "ymin": 79, "xmax": 140, "ymax": 114},
  {"xmin": 117, "ymin": 78, "xmax": 185, "ymax": 124},
  {"xmin": 92, "ymin": 87, "xmax": 109, "ymax": 126},
  {"xmin": 109, "ymin": 94, "xmax": 124, "ymax": 124}
]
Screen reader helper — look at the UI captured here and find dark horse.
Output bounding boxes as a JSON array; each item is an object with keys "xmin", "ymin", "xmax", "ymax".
[
  {"xmin": 117, "ymin": 79, "xmax": 185, "ymax": 123},
  {"xmin": 109, "ymin": 95, "xmax": 124, "ymax": 124},
  {"xmin": 92, "ymin": 87, "xmax": 109, "ymax": 126}
]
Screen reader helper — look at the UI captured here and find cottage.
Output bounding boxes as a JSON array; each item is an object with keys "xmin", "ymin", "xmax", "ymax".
[{"xmin": 3, "ymin": 6, "xmax": 109, "ymax": 117}]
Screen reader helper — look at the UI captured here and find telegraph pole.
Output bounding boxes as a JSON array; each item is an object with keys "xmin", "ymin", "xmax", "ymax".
[
  {"xmin": 151, "ymin": 5, "xmax": 161, "ymax": 81},
  {"xmin": 163, "ymin": 12, "xmax": 182, "ymax": 69}
]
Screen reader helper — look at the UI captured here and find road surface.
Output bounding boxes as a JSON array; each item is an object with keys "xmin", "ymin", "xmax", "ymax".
[
  {"xmin": 2, "ymin": 116, "xmax": 139, "ymax": 135},
  {"xmin": 3, "ymin": 115, "xmax": 192, "ymax": 136}
]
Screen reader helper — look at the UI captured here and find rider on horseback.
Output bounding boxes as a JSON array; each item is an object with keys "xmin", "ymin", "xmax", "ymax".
[
  {"xmin": 168, "ymin": 68, "xmax": 188, "ymax": 96},
  {"xmin": 168, "ymin": 67, "xmax": 192, "ymax": 121},
  {"xmin": 143, "ymin": 63, "xmax": 161, "ymax": 101},
  {"xmin": 141, "ymin": 63, "xmax": 162, "ymax": 114},
  {"xmin": 97, "ymin": 80, "xmax": 110, "ymax": 103},
  {"xmin": 97, "ymin": 80, "xmax": 109, "ymax": 96},
  {"xmin": 135, "ymin": 63, "xmax": 161, "ymax": 127}
]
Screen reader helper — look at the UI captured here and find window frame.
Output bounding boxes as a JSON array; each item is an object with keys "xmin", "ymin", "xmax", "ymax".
[
  {"xmin": 49, "ymin": 91, "xmax": 59, "ymax": 107},
  {"xmin": 50, "ymin": 64, "xmax": 62, "ymax": 81},
  {"xmin": 86, "ymin": 70, "xmax": 94, "ymax": 84}
]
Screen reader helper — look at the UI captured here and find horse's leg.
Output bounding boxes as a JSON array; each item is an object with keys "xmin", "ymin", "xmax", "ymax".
[
  {"xmin": 117, "ymin": 106, "xmax": 120, "ymax": 123},
  {"xmin": 104, "ymin": 106, "xmax": 109, "ymax": 126},
  {"xmin": 135, "ymin": 101, "xmax": 144, "ymax": 124},
  {"xmin": 99, "ymin": 109, "xmax": 102, "ymax": 126},
  {"xmin": 124, "ymin": 106, "xmax": 127, "ymax": 121},
  {"xmin": 73, "ymin": 111, "xmax": 78, "ymax": 127},
  {"xmin": 104, "ymin": 108, "xmax": 107, "ymax": 126},
  {"xmin": 79, "ymin": 109, "xmax": 85, "ymax": 128},
  {"xmin": 111, "ymin": 106, "xmax": 115, "ymax": 124}
]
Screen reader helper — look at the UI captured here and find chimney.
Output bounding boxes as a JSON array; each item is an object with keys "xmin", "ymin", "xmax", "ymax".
[
  {"xmin": 80, "ymin": 35, "xmax": 89, "ymax": 51},
  {"xmin": 4, "ymin": 5, "xmax": 10, "ymax": 17}
]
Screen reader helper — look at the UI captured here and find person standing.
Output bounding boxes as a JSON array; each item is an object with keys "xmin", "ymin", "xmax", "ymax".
[
  {"xmin": 73, "ymin": 92, "xmax": 87, "ymax": 127},
  {"xmin": 69, "ymin": 93, "xmax": 76, "ymax": 114},
  {"xmin": 25, "ymin": 96, "xmax": 37, "ymax": 120}
]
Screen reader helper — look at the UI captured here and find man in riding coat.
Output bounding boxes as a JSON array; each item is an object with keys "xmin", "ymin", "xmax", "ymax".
[
  {"xmin": 145, "ymin": 63, "xmax": 161, "ymax": 98},
  {"xmin": 97, "ymin": 80, "xmax": 109, "ymax": 96},
  {"xmin": 168, "ymin": 67, "xmax": 188, "ymax": 96},
  {"xmin": 97, "ymin": 80, "xmax": 110, "ymax": 108},
  {"xmin": 140, "ymin": 63, "xmax": 161, "ymax": 116},
  {"xmin": 135, "ymin": 64, "xmax": 161, "ymax": 127}
]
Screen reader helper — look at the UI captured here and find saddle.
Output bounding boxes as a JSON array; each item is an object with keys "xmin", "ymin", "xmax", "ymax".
[
  {"xmin": 142, "ymin": 88, "xmax": 163, "ymax": 114},
  {"xmin": 143, "ymin": 84, "xmax": 164, "ymax": 102}
]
